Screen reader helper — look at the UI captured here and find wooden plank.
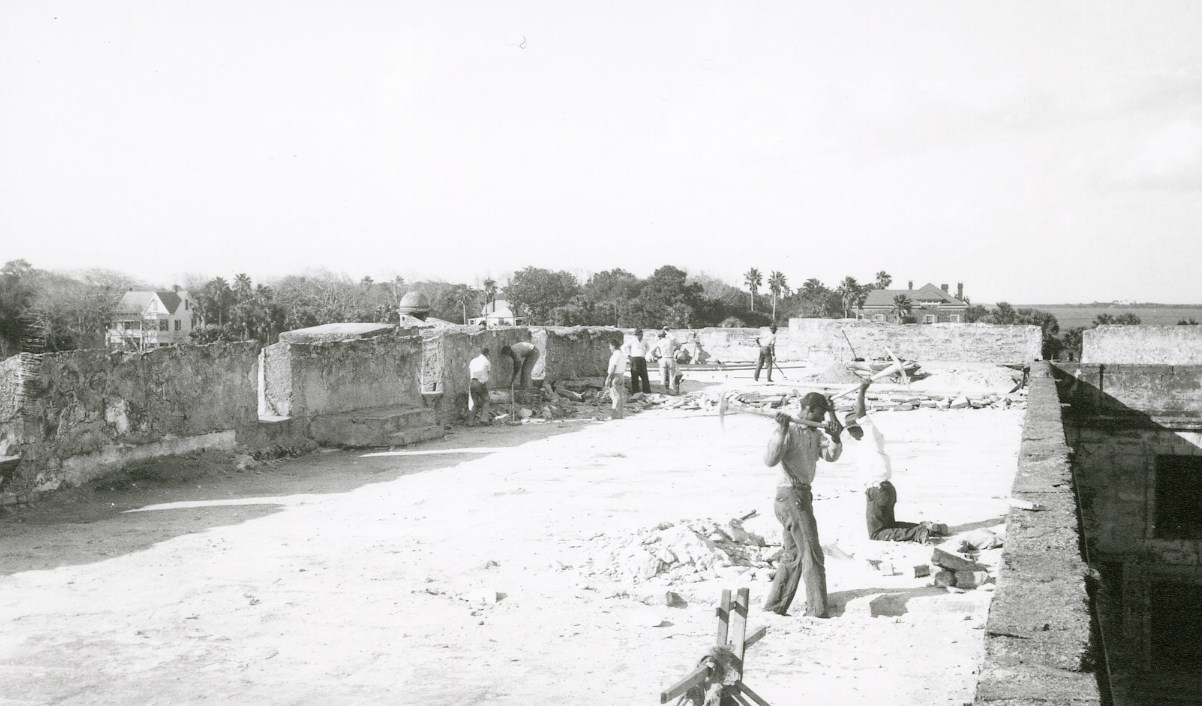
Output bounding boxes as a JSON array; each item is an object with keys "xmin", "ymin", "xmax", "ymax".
[
  {"xmin": 743, "ymin": 625, "xmax": 768, "ymax": 650},
  {"xmin": 729, "ymin": 588, "xmax": 749, "ymax": 661},
  {"xmin": 715, "ymin": 589, "xmax": 731, "ymax": 647},
  {"xmin": 659, "ymin": 664, "xmax": 710, "ymax": 704},
  {"xmin": 737, "ymin": 682, "xmax": 772, "ymax": 706}
]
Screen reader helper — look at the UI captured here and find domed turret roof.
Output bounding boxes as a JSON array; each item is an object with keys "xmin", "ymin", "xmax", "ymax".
[{"xmin": 397, "ymin": 291, "xmax": 432, "ymax": 317}]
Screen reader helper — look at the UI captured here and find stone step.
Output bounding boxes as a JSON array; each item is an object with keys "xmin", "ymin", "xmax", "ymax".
[
  {"xmin": 310, "ymin": 406, "xmax": 438, "ymax": 448},
  {"xmin": 385, "ymin": 425, "xmax": 446, "ymax": 448}
]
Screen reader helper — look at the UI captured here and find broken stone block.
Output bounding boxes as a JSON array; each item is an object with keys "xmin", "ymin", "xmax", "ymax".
[
  {"xmin": 949, "ymin": 396, "xmax": 970, "ymax": 409},
  {"xmin": 665, "ymin": 591, "xmax": 688, "ymax": 608},
  {"xmin": 912, "ymin": 564, "xmax": 931, "ymax": 578},
  {"xmin": 955, "ymin": 571, "xmax": 990, "ymax": 589},
  {"xmin": 933, "ymin": 569, "xmax": 957, "ymax": 587},
  {"xmin": 931, "ymin": 547, "xmax": 987, "ymax": 572}
]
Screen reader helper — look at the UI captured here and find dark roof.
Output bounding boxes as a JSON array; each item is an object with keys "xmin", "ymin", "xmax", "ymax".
[
  {"xmin": 862, "ymin": 283, "xmax": 966, "ymax": 308},
  {"xmin": 114, "ymin": 290, "xmax": 184, "ymax": 315}
]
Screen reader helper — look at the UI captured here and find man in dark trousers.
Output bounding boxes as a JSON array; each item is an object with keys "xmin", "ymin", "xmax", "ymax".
[
  {"xmin": 500, "ymin": 342, "xmax": 540, "ymax": 389},
  {"xmin": 762, "ymin": 392, "xmax": 842, "ymax": 618},
  {"xmin": 845, "ymin": 380, "xmax": 947, "ymax": 542},
  {"xmin": 753, "ymin": 325, "xmax": 778, "ymax": 383},
  {"xmin": 622, "ymin": 328, "xmax": 651, "ymax": 395}
]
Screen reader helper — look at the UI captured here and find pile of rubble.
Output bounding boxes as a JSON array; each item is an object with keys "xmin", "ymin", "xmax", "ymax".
[{"xmin": 573, "ymin": 518, "xmax": 776, "ymax": 584}]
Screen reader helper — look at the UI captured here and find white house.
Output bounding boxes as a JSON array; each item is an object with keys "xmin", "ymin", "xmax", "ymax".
[
  {"xmin": 469, "ymin": 299, "xmax": 524, "ymax": 327},
  {"xmin": 107, "ymin": 288, "xmax": 196, "ymax": 351}
]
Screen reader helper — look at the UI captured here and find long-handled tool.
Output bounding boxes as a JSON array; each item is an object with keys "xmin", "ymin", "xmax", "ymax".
[{"xmin": 718, "ymin": 393, "xmax": 826, "ymax": 432}]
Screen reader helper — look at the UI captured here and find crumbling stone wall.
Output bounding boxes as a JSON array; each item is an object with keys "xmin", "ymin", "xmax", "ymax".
[
  {"xmin": 263, "ymin": 335, "xmax": 423, "ymax": 418},
  {"xmin": 0, "ymin": 355, "xmax": 25, "ymax": 457},
  {"xmin": 3, "ymin": 343, "xmax": 259, "ymax": 496},
  {"xmin": 421, "ymin": 328, "xmax": 530, "ymax": 414},
  {"xmin": 974, "ymin": 361, "xmax": 1101, "ymax": 703},
  {"xmin": 531, "ymin": 327, "xmax": 624, "ymax": 383},
  {"xmin": 1062, "ymin": 364, "xmax": 1202, "ymax": 417},
  {"xmin": 1083, "ymin": 324, "xmax": 1202, "ymax": 364},
  {"xmin": 788, "ymin": 318, "xmax": 1041, "ymax": 364}
]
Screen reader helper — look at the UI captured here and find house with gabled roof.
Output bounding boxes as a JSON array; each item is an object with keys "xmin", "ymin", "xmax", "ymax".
[
  {"xmin": 857, "ymin": 282, "xmax": 968, "ymax": 323},
  {"xmin": 106, "ymin": 287, "xmax": 196, "ymax": 351}
]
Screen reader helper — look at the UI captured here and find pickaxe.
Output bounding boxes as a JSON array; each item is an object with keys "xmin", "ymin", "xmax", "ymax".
[{"xmin": 718, "ymin": 359, "xmax": 908, "ymax": 432}]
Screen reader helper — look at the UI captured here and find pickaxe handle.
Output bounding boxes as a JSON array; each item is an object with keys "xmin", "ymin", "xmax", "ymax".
[
  {"xmin": 829, "ymin": 359, "xmax": 906, "ymax": 401},
  {"xmin": 728, "ymin": 405, "xmax": 827, "ymax": 428}
]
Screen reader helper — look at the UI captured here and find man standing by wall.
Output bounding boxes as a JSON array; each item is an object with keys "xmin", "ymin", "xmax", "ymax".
[
  {"xmin": 604, "ymin": 339, "xmax": 627, "ymax": 420},
  {"xmin": 762, "ymin": 392, "xmax": 842, "ymax": 618},
  {"xmin": 753, "ymin": 325, "xmax": 778, "ymax": 383},
  {"xmin": 467, "ymin": 347, "xmax": 491, "ymax": 426},
  {"xmin": 500, "ymin": 342, "xmax": 540, "ymax": 389},
  {"xmin": 623, "ymin": 328, "xmax": 651, "ymax": 395},
  {"xmin": 654, "ymin": 329, "xmax": 680, "ymax": 394}
]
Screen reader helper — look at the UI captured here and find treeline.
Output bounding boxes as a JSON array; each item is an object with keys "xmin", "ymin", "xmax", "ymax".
[{"xmin": 3, "ymin": 258, "xmax": 1187, "ymax": 359}]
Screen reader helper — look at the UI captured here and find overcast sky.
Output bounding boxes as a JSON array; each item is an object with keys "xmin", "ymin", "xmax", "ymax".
[{"xmin": 2, "ymin": 1, "xmax": 1201, "ymax": 304}]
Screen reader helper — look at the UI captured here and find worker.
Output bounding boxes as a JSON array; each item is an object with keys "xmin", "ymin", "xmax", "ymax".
[
  {"xmin": 845, "ymin": 380, "xmax": 948, "ymax": 542},
  {"xmin": 500, "ymin": 342, "xmax": 540, "ymax": 389},
  {"xmin": 467, "ymin": 347, "xmax": 491, "ymax": 426},
  {"xmin": 604, "ymin": 339, "xmax": 627, "ymax": 420},
  {"xmin": 654, "ymin": 329, "xmax": 681, "ymax": 394},
  {"xmin": 622, "ymin": 328, "xmax": 651, "ymax": 395},
  {"xmin": 753, "ymin": 325, "xmax": 778, "ymax": 383},
  {"xmin": 762, "ymin": 392, "xmax": 842, "ymax": 618}
]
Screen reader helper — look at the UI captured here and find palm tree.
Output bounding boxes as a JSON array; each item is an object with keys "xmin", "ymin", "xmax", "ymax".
[
  {"xmin": 892, "ymin": 294, "xmax": 912, "ymax": 323},
  {"xmin": 452, "ymin": 285, "xmax": 478, "ymax": 324},
  {"xmin": 768, "ymin": 271, "xmax": 789, "ymax": 321},
  {"xmin": 482, "ymin": 278, "xmax": 497, "ymax": 306},
  {"xmin": 743, "ymin": 268, "xmax": 762, "ymax": 312},
  {"xmin": 836, "ymin": 276, "xmax": 863, "ymax": 318},
  {"xmin": 874, "ymin": 271, "xmax": 892, "ymax": 289}
]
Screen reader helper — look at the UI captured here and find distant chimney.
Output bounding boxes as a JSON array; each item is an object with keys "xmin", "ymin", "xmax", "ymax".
[
  {"xmin": 941, "ymin": 283, "xmax": 949, "ymax": 292},
  {"xmin": 907, "ymin": 280, "xmax": 913, "ymax": 290},
  {"xmin": 956, "ymin": 282, "xmax": 963, "ymax": 300},
  {"xmin": 173, "ymin": 284, "xmax": 180, "ymax": 293}
]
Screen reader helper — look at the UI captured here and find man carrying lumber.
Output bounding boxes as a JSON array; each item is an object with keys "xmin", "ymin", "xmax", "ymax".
[
  {"xmin": 499, "ymin": 342, "xmax": 540, "ymax": 389},
  {"xmin": 762, "ymin": 392, "xmax": 842, "ymax": 618},
  {"xmin": 467, "ymin": 347, "xmax": 491, "ymax": 426},
  {"xmin": 753, "ymin": 325, "xmax": 778, "ymax": 383},
  {"xmin": 604, "ymin": 338, "xmax": 627, "ymax": 420},
  {"xmin": 845, "ymin": 380, "xmax": 948, "ymax": 543}
]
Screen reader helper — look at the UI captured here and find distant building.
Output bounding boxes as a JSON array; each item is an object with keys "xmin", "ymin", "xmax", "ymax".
[
  {"xmin": 858, "ymin": 282, "xmax": 968, "ymax": 324},
  {"xmin": 469, "ymin": 299, "xmax": 524, "ymax": 327},
  {"xmin": 107, "ymin": 288, "xmax": 196, "ymax": 351}
]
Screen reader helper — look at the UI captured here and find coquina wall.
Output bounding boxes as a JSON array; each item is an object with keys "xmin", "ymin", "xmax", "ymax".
[
  {"xmin": 1, "ymin": 343, "xmax": 260, "ymax": 498},
  {"xmin": 531, "ymin": 327, "xmax": 624, "ymax": 383},
  {"xmin": 1083, "ymin": 325, "xmax": 1202, "ymax": 364},
  {"xmin": 263, "ymin": 334, "xmax": 424, "ymax": 418},
  {"xmin": 421, "ymin": 327, "xmax": 531, "ymax": 401},
  {"xmin": 789, "ymin": 319, "xmax": 1041, "ymax": 365},
  {"xmin": 0, "ymin": 354, "xmax": 25, "ymax": 458}
]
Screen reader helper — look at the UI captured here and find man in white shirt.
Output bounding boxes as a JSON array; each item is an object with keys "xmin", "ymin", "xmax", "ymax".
[
  {"xmin": 467, "ymin": 347, "xmax": 491, "ymax": 426},
  {"xmin": 845, "ymin": 380, "xmax": 947, "ymax": 542},
  {"xmin": 654, "ymin": 329, "xmax": 680, "ymax": 394},
  {"xmin": 622, "ymin": 329, "xmax": 651, "ymax": 395},
  {"xmin": 753, "ymin": 325, "xmax": 778, "ymax": 383},
  {"xmin": 604, "ymin": 339, "xmax": 626, "ymax": 420}
]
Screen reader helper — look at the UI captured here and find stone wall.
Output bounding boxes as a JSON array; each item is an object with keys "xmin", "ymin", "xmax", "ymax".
[
  {"xmin": 1060, "ymin": 364, "xmax": 1202, "ymax": 418},
  {"xmin": 1083, "ymin": 325, "xmax": 1202, "ymax": 364},
  {"xmin": 3, "ymin": 343, "xmax": 260, "ymax": 495},
  {"xmin": 0, "ymin": 354, "xmax": 26, "ymax": 457},
  {"xmin": 974, "ymin": 361, "xmax": 1101, "ymax": 703},
  {"xmin": 788, "ymin": 319, "xmax": 1041, "ymax": 365},
  {"xmin": 531, "ymin": 327, "xmax": 624, "ymax": 383},
  {"xmin": 263, "ymin": 334, "xmax": 423, "ymax": 418},
  {"xmin": 421, "ymin": 327, "xmax": 531, "ymax": 412}
]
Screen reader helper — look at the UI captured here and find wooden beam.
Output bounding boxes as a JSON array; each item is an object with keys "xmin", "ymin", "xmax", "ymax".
[
  {"xmin": 729, "ymin": 588, "xmax": 749, "ymax": 661},
  {"xmin": 659, "ymin": 664, "xmax": 710, "ymax": 704},
  {"xmin": 737, "ymin": 682, "xmax": 772, "ymax": 706},
  {"xmin": 715, "ymin": 589, "xmax": 731, "ymax": 647},
  {"xmin": 743, "ymin": 625, "xmax": 768, "ymax": 650}
]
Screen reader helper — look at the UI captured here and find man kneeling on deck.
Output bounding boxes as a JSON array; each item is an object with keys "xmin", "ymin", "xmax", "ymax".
[{"xmin": 845, "ymin": 380, "xmax": 948, "ymax": 543}]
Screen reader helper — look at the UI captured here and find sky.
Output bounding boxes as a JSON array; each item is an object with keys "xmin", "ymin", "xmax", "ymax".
[{"xmin": 2, "ymin": 1, "xmax": 1201, "ymax": 304}]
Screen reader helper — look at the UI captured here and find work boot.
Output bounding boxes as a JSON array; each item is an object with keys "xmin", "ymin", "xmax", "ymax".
[{"xmin": 922, "ymin": 521, "xmax": 950, "ymax": 537}]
